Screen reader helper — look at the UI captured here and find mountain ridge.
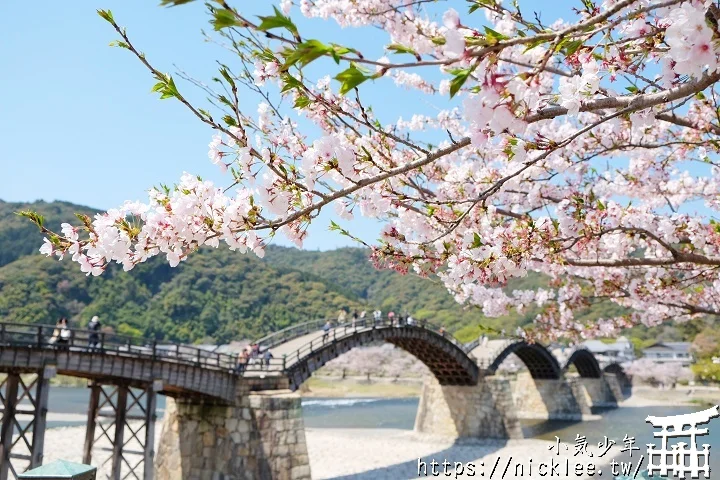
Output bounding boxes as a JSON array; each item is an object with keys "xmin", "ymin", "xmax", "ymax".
[{"xmin": 0, "ymin": 200, "xmax": 704, "ymax": 347}]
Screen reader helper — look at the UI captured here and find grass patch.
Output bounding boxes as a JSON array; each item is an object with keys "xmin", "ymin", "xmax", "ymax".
[{"xmin": 302, "ymin": 377, "xmax": 421, "ymax": 398}]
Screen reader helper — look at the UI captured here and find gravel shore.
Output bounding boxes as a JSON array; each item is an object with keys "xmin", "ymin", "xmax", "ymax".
[
  {"xmin": 306, "ymin": 428, "xmax": 612, "ymax": 479},
  {"xmin": 35, "ymin": 387, "xmax": 710, "ymax": 478},
  {"xmin": 39, "ymin": 421, "xmax": 610, "ymax": 479}
]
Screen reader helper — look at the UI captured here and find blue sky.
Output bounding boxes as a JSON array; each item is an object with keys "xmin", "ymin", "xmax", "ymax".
[{"xmin": 1, "ymin": 0, "xmax": 587, "ymax": 250}]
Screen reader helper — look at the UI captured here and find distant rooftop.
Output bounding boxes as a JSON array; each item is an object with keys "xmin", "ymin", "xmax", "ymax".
[{"xmin": 644, "ymin": 342, "xmax": 692, "ymax": 353}]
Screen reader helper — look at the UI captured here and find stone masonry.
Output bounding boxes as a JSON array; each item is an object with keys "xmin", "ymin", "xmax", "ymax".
[
  {"xmin": 414, "ymin": 375, "xmax": 522, "ymax": 439},
  {"xmin": 510, "ymin": 373, "xmax": 586, "ymax": 420},
  {"xmin": 155, "ymin": 380, "xmax": 310, "ymax": 480},
  {"xmin": 572, "ymin": 376, "xmax": 618, "ymax": 408},
  {"xmin": 604, "ymin": 373, "xmax": 625, "ymax": 402}
]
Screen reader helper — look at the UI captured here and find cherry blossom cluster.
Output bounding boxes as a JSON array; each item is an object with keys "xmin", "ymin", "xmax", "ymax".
[{"xmin": 31, "ymin": 0, "xmax": 720, "ymax": 340}]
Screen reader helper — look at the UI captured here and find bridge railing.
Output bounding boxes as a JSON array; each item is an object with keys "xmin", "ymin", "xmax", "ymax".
[
  {"xmin": 0, "ymin": 322, "xmax": 237, "ymax": 371},
  {"xmin": 464, "ymin": 338, "xmax": 481, "ymax": 352},
  {"xmin": 256, "ymin": 316, "xmax": 474, "ymax": 353},
  {"xmin": 256, "ymin": 318, "xmax": 329, "ymax": 350},
  {"xmin": 240, "ymin": 316, "xmax": 468, "ymax": 374}
]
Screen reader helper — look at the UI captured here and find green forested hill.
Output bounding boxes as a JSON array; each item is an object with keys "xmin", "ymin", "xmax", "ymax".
[
  {"xmin": 0, "ymin": 200, "xmax": 98, "ymax": 267},
  {"xmin": 1, "ymin": 199, "xmax": 523, "ymax": 343},
  {"xmin": 0, "ymin": 200, "xmax": 709, "ymax": 346},
  {"xmin": 0, "ymin": 242, "xmax": 365, "ymax": 343}
]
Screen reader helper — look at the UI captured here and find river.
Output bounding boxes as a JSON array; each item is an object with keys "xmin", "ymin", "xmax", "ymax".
[{"xmin": 40, "ymin": 386, "xmax": 720, "ymax": 474}]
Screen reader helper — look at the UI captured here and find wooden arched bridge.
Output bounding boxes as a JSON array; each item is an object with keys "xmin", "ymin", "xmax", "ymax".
[{"xmin": 0, "ymin": 319, "xmax": 629, "ymax": 480}]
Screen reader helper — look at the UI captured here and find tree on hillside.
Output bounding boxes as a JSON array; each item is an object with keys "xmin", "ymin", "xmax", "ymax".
[
  {"xmin": 692, "ymin": 327, "xmax": 720, "ymax": 358},
  {"xmin": 25, "ymin": 0, "xmax": 720, "ymax": 340},
  {"xmin": 626, "ymin": 358, "xmax": 693, "ymax": 387}
]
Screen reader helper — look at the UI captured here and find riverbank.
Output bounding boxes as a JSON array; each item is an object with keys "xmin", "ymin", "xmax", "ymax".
[
  {"xmin": 307, "ymin": 428, "xmax": 613, "ymax": 479},
  {"xmin": 302, "ymin": 377, "xmax": 720, "ymax": 406},
  {"xmin": 40, "ymin": 422, "xmax": 612, "ymax": 479},
  {"xmin": 621, "ymin": 385, "xmax": 719, "ymax": 407},
  {"xmin": 301, "ymin": 376, "xmax": 422, "ymax": 398}
]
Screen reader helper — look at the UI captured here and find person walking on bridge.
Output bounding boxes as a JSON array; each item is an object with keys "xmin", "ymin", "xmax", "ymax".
[
  {"xmin": 322, "ymin": 320, "xmax": 331, "ymax": 342},
  {"xmin": 87, "ymin": 315, "xmax": 101, "ymax": 349},
  {"xmin": 52, "ymin": 318, "xmax": 70, "ymax": 348},
  {"xmin": 236, "ymin": 350, "xmax": 248, "ymax": 374},
  {"xmin": 263, "ymin": 349, "xmax": 274, "ymax": 369}
]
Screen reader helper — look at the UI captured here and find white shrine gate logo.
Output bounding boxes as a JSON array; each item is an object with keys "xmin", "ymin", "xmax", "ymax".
[{"xmin": 646, "ymin": 405, "xmax": 720, "ymax": 478}]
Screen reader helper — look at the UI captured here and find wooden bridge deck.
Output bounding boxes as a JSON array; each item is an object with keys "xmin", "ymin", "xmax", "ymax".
[{"xmin": 0, "ymin": 346, "xmax": 237, "ymax": 402}]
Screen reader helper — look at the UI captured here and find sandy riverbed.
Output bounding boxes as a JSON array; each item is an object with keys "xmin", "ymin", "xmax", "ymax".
[
  {"xmin": 34, "ymin": 386, "xmax": 719, "ymax": 478},
  {"xmin": 621, "ymin": 385, "xmax": 719, "ymax": 407},
  {"xmin": 39, "ymin": 421, "xmax": 611, "ymax": 479},
  {"xmin": 306, "ymin": 428, "xmax": 615, "ymax": 479}
]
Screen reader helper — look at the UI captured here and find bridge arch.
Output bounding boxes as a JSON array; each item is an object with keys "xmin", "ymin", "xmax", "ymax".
[
  {"xmin": 486, "ymin": 341, "xmax": 561, "ymax": 379},
  {"xmin": 280, "ymin": 324, "xmax": 479, "ymax": 391},
  {"xmin": 563, "ymin": 348, "xmax": 603, "ymax": 378},
  {"xmin": 603, "ymin": 362, "xmax": 627, "ymax": 378}
]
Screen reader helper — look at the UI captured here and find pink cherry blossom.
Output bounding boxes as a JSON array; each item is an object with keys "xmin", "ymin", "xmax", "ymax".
[{"xmin": 33, "ymin": 0, "xmax": 720, "ymax": 340}]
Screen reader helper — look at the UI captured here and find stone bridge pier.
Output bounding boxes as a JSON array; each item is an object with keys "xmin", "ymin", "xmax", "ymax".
[
  {"xmin": 414, "ymin": 375, "xmax": 523, "ymax": 439},
  {"xmin": 414, "ymin": 371, "xmax": 622, "ymax": 439},
  {"xmin": 569, "ymin": 376, "xmax": 619, "ymax": 409},
  {"xmin": 155, "ymin": 378, "xmax": 311, "ymax": 480},
  {"xmin": 603, "ymin": 372, "xmax": 628, "ymax": 402},
  {"xmin": 510, "ymin": 373, "xmax": 590, "ymax": 420}
]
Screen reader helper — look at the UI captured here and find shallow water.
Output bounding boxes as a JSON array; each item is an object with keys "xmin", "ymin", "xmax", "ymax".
[
  {"xmin": 303, "ymin": 398, "xmax": 720, "ymax": 477},
  {"xmin": 30, "ymin": 385, "xmax": 167, "ymax": 429},
  {"xmin": 38, "ymin": 386, "xmax": 720, "ymax": 476},
  {"xmin": 302, "ymin": 397, "xmax": 419, "ymax": 429}
]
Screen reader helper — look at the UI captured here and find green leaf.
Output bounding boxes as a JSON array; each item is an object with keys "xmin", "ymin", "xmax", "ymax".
[
  {"xmin": 108, "ymin": 40, "xmax": 129, "ymax": 49},
  {"xmin": 280, "ymin": 74, "xmax": 303, "ymax": 93},
  {"xmin": 159, "ymin": 0, "xmax": 197, "ymax": 5},
  {"xmin": 212, "ymin": 9, "xmax": 240, "ymax": 31},
  {"xmin": 448, "ymin": 67, "xmax": 473, "ymax": 98},
  {"xmin": 483, "ymin": 26, "xmax": 508, "ymax": 44},
  {"xmin": 471, "ymin": 232, "xmax": 483, "ymax": 249},
  {"xmin": 219, "ymin": 67, "xmax": 236, "ymax": 88},
  {"xmin": 386, "ymin": 44, "xmax": 417, "ymax": 56},
  {"xmin": 222, "ymin": 115, "xmax": 237, "ymax": 127},
  {"xmin": 257, "ymin": 6, "xmax": 298, "ymax": 37},
  {"xmin": 97, "ymin": 9, "xmax": 114, "ymax": 23},
  {"xmin": 16, "ymin": 210, "xmax": 45, "ymax": 228},
  {"xmin": 563, "ymin": 39, "xmax": 583, "ymax": 56},
  {"xmin": 330, "ymin": 44, "xmax": 355, "ymax": 55},
  {"xmin": 468, "ymin": 0, "xmax": 495, "ymax": 13},
  {"xmin": 334, "ymin": 64, "xmax": 371, "ymax": 95},
  {"xmin": 151, "ymin": 74, "xmax": 180, "ymax": 100},
  {"xmin": 329, "ymin": 43, "xmax": 357, "ymax": 64},
  {"xmin": 523, "ymin": 37, "xmax": 547, "ymax": 53},
  {"xmin": 294, "ymin": 95, "xmax": 311, "ymax": 109},
  {"xmin": 282, "ymin": 39, "xmax": 332, "ymax": 70},
  {"xmin": 217, "ymin": 95, "xmax": 233, "ymax": 108}
]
